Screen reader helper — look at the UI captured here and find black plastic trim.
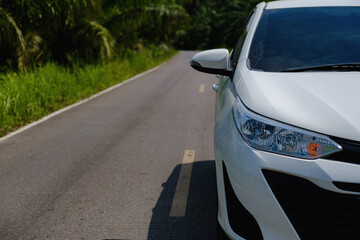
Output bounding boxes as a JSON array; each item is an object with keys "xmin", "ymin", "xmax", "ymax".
[
  {"xmin": 223, "ymin": 162, "xmax": 263, "ymax": 240},
  {"xmin": 263, "ymin": 169, "xmax": 360, "ymax": 240},
  {"xmin": 326, "ymin": 136, "xmax": 360, "ymax": 164},
  {"xmin": 333, "ymin": 181, "xmax": 360, "ymax": 193},
  {"xmin": 189, "ymin": 60, "xmax": 233, "ymax": 77}
]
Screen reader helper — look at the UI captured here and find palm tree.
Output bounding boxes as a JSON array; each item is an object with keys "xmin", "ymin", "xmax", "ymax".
[
  {"xmin": 0, "ymin": 0, "xmax": 192, "ymax": 71},
  {"xmin": 0, "ymin": 0, "xmax": 115, "ymax": 70},
  {"xmin": 101, "ymin": 0, "xmax": 190, "ymax": 49},
  {"xmin": 0, "ymin": 5, "xmax": 25, "ymax": 70},
  {"xmin": 143, "ymin": 3, "xmax": 190, "ymax": 45}
]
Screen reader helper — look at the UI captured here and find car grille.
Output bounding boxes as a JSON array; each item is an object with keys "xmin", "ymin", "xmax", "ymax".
[
  {"xmin": 263, "ymin": 169, "xmax": 360, "ymax": 240},
  {"xmin": 333, "ymin": 181, "xmax": 360, "ymax": 192},
  {"xmin": 223, "ymin": 162, "xmax": 263, "ymax": 240},
  {"xmin": 326, "ymin": 137, "xmax": 360, "ymax": 164}
]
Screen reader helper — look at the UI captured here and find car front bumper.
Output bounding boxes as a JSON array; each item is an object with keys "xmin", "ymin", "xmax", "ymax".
[{"xmin": 215, "ymin": 118, "xmax": 360, "ymax": 240}]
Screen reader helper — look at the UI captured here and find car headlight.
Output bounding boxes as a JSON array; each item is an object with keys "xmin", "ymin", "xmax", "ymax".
[{"xmin": 233, "ymin": 97, "xmax": 342, "ymax": 159}]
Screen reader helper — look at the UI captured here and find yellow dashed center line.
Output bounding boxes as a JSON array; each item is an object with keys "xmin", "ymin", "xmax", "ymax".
[
  {"xmin": 169, "ymin": 150, "xmax": 195, "ymax": 217},
  {"xmin": 199, "ymin": 84, "xmax": 205, "ymax": 93}
]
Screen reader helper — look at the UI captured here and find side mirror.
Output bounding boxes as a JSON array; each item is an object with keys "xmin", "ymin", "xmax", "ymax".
[{"xmin": 189, "ymin": 49, "xmax": 233, "ymax": 77}]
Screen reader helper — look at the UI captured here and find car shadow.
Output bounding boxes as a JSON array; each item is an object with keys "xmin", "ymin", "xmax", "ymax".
[{"xmin": 147, "ymin": 160, "xmax": 217, "ymax": 240}]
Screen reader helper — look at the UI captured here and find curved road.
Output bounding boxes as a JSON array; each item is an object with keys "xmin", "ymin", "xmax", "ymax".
[{"xmin": 0, "ymin": 51, "xmax": 217, "ymax": 240}]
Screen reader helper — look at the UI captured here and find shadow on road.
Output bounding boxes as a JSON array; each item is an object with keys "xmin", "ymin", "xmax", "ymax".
[{"xmin": 147, "ymin": 160, "xmax": 217, "ymax": 240}]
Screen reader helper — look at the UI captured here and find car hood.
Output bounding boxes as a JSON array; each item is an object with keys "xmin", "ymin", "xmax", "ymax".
[{"xmin": 236, "ymin": 70, "xmax": 360, "ymax": 141}]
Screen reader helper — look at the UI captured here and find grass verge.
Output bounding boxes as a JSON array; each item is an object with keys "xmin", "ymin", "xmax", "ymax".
[{"xmin": 0, "ymin": 47, "xmax": 177, "ymax": 137}]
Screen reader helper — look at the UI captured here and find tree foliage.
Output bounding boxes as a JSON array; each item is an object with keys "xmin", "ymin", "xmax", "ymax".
[
  {"xmin": 0, "ymin": 0, "xmax": 270, "ymax": 71},
  {"xmin": 0, "ymin": 0, "xmax": 189, "ymax": 71},
  {"xmin": 178, "ymin": 0, "xmax": 267, "ymax": 49}
]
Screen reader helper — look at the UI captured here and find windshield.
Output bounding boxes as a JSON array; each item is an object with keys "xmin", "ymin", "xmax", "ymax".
[{"xmin": 248, "ymin": 7, "xmax": 360, "ymax": 72}]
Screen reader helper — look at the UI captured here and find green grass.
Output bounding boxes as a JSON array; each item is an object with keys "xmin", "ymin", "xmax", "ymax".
[{"xmin": 0, "ymin": 47, "xmax": 177, "ymax": 137}]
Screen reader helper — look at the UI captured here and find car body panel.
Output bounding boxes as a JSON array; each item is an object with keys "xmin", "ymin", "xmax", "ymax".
[
  {"xmin": 215, "ymin": 110, "xmax": 360, "ymax": 239},
  {"xmin": 214, "ymin": 67, "xmax": 360, "ymax": 240},
  {"xmin": 266, "ymin": 0, "xmax": 360, "ymax": 10},
  {"xmin": 235, "ymin": 63, "xmax": 360, "ymax": 142}
]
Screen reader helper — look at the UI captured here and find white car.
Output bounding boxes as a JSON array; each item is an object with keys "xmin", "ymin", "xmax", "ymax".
[{"xmin": 190, "ymin": 0, "xmax": 360, "ymax": 239}]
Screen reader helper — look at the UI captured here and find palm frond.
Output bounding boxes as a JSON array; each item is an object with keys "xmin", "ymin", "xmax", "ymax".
[
  {"xmin": 0, "ymin": 7, "xmax": 24, "ymax": 51},
  {"xmin": 18, "ymin": 32, "xmax": 47, "ymax": 71},
  {"xmin": 86, "ymin": 20, "xmax": 115, "ymax": 59}
]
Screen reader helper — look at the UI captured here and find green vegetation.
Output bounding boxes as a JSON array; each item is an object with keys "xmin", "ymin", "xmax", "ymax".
[
  {"xmin": 179, "ymin": 0, "xmax": 271, "ymax": 49},
  {"xmin": 0, "ymin": 0, "xmax": 268, "ymax": 136},
  {"xmin": 0, "ymin": 0, "xmax": 188, "ymax": 70},
  {"xmin": 0, "ymin": 0, "xmax": 268, "ymax": 70},
  {"xmin": 0, "ymin": 47, "xmax": 176, "ymax": 137}
]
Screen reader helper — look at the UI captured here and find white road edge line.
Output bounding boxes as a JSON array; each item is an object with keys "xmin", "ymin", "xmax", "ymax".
[{"xmin": 0, "ymin": 61, "xmax": 170, "ymax": 143}]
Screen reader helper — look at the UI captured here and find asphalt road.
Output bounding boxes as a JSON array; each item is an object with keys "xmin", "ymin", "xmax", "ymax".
[{"xmin": 0, "ymin": 51, "xmax": 218, "ymax": 240}]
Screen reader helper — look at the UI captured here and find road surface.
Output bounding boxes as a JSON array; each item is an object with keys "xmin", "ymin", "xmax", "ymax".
[{"xmin": 0, "ymin": 51, "xmax": 218, "ymax": 240}]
